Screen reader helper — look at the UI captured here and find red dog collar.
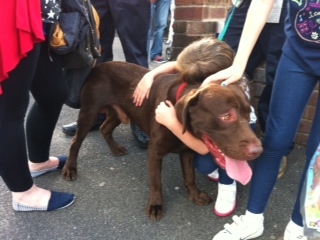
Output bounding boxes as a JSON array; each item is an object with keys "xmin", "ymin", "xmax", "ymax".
[{"xmin": 175, "ymin": 82, "xmax": 188, "ymax": 101}]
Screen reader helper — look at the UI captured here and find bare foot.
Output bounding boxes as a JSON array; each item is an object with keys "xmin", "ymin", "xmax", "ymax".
[
  {"xmin": 12, "ymin": 184, "xmax": 51, "ymax": 209},
  {"xmin": 28, "ymin": 157, "xmax": 60, "ymax": 172}
]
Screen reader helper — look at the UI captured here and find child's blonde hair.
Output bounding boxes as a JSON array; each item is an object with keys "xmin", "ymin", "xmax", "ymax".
[{"xmin": 176, "ymin": 37, "xmax": 235, "ymax": 84}]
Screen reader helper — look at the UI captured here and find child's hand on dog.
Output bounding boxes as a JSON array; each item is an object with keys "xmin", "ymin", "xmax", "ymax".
[
  {"xmin": 155, "ymin": 100, "xmax": 178, "ymax": 130},
  {"xmin": 133, "ymin": 72, "xmax": 154, "ymax": 106},
  {"xmin": 134, "ymin": 62, "xmax": 180, "ymax": 106},
  {"xmin": 155, "ymin": 100, "xmax": 209, "ymax": 155}
]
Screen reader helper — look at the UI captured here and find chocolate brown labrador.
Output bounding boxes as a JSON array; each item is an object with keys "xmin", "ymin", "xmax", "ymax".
[{"xmin": 62, "ymin": 61, "xmax": 263, "ymax": 221}]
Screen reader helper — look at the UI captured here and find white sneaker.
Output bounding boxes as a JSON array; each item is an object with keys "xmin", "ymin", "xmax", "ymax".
[
  {"xmin": 284, "ymin": 219, "xmax": 307, "ymax": 240},
  {"xmin": 208, "ymin": 169, "xmax": 219, "ymax": 182},
  {"xmin": 212, "ymin": 214, "xmax": 264, "ymax": 240},
  {"xmin": 214, "ymin": 181, "xmax": 236, "ymax": 217}
]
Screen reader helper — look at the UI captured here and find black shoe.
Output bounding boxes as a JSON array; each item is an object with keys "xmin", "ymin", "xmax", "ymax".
[
  {"xmin": 130, "ymin": 122, "xmax": 149, "ymax": 149},
  {"xmin": 62, "ymin": 121, "xmax": 103, "ymax": 136}
]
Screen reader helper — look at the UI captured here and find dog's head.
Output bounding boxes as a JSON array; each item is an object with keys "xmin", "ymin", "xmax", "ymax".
[{"xmin": 175, "ymin": 82, "xmax": 263, "ymax": 184}]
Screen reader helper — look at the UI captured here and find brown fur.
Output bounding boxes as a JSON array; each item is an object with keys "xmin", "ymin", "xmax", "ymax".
[{"xmin": 62, "ymin": 60, "xmax": 262, "ymax": 221}]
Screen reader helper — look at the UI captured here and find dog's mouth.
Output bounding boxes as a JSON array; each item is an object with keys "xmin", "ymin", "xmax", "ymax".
[{"xmin": 201, "ymin": 134, "xmax": 252, "ymax": 185}]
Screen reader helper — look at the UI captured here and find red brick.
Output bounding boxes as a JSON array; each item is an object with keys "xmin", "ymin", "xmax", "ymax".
[
  {"xmin": 175, "ymin": 7, "xmax": 205, "ymax": 21},
  {"xmin": 295, "ymin": 133, "xmax": 308, "ymax": 145},
  {"xmin": 206, "ymin": 7, "xmax": 228, "ymax": 18},
  {"xmin": 308, "ymin": 88, "xmax": 318, "ymax": 106},
  {"xmin": 185, "ymin": 21, "xmax": 217, "ymax": 35},
  {"xmin": 176, "ymin": 0, "xmax": 209, "ymax": 5},
  {"xmin": 298, "ymin": 119, "xmax": 313, "ymax": 134},
  {"xmin": 174, "ymin": 21, "xmax": 187, "ymax": 33},
  {"xmin": 208, "ymin": 0, "xmax": 231, "ymax": 4},
  {"xmin": 303, "ymin": 105, "xmax": 316, "ymax": 120}
]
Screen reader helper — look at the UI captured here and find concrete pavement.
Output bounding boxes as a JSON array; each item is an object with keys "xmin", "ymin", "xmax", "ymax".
[{"xmin": 0, "ymin": 37, "xmax": 307, "ymax": 240}]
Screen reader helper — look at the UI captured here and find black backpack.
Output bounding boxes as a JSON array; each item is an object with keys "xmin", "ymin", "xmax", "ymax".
[{"xmin": 50, "ymin": 0, "xmax": 100, "ymax": 69}]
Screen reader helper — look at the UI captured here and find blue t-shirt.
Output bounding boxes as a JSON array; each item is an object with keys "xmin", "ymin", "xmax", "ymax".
[{"xmin": 283, "ymin": 0, "xmax": 320, "ymax": 75}]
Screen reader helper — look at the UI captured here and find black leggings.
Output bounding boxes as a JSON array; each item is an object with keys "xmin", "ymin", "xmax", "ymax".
[
  {"xmin": 26, "ymin": 42, "xmax": 68, "ymax": 163},
  {"xmin": 0, "ymin": 42, "xmax": 68, "ymax": 192}
]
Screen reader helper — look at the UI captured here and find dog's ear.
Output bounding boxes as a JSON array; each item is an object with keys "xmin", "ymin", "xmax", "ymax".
[{"xmin": 175, "ymin": 89, "xmax": 201, "ymax": 134}]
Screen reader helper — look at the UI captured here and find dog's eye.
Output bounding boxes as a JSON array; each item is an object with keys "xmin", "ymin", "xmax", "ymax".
[
  {"xmin": 219, "ymin": 109, "xmax": 237, "ymax": 122},
  {"xmin": 221, "ymin": 114, "xmax": 231, "ymax": 121}
]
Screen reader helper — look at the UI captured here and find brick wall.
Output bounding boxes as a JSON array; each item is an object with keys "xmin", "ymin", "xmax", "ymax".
[
  {"xmin": 171, "ymin": 0, "xmax": 231, "ymax": 60},
  {"xmin": 172, "ymin": 0, "xmax": 317, "ymax": 145}
]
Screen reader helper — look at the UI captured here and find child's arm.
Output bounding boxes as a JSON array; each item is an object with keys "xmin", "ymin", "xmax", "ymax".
[
  {"xmin": 155, "ymin": 100, "xmax": 209, "ymax": 155},
  {"xmin": 133, "ymin": 61, "xmax": 179, "ymax": 106}
]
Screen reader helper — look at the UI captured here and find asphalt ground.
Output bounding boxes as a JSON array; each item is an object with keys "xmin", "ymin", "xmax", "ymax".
[{"xmin": 0, "ymin": 37, "xmax": 308, "ymax": 240}]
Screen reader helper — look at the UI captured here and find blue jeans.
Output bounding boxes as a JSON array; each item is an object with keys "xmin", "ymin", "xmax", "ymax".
[
  {"xmin": 149, "ymin": 0, "xmax": 171, "ymax": 61},
  {"xmin": 247, "ymin": 53, "xmax": 320, "ymax": 227},
  {"xmin": 194, "ymin": 153, "xmax": 234, "ymax": 185}
]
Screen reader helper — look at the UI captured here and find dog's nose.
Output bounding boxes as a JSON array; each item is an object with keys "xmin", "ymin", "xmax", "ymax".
[{"xmin": 246, "ymin": 144, "xmax": 263, "ymax": 159}]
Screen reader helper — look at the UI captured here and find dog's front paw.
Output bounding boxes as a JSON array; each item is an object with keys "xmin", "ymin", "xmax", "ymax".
[
  {"xmin": 146, "ymin": 192, "xmax": 164, "ymax": 221},
  {"xmin": 62, "ymin": 166, "xmax": 77, "ymax": 181},
  {"xmin": 189, "ymin": 190, "xmax": 213, "ymax": 206},
  {"xmin": 146, "ymin": 203, "xmax": 163, "ymax": 221}
]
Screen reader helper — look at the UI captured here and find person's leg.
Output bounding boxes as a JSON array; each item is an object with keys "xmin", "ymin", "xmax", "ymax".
[
  {"xmin": 284, "ymin": 89, "xmax": 320, "ymax": 239},
  {"xmin": 194, "ymin": 154, "xmax": 236, "ymax": 217},
  {"xmin": 0, "ymin": 45, "xmax": 74, "ymax": 211},
  {"xmin": 249, "ymin": 54, "xmax": 317, "ymax": 213},
  {"xmin": 149, "ymin": 0, "xmax": 171, "ymax": 62},
  {"xmin": 0, "ymin": 46, "xmax": 39, "ymax": 192},
  {"xmin": 213, "ymin": 54, "xmax": 318, "ymax": 239},
  {"xmin": 248, "ymin": 55, "xmax": 317, "ymax": 216},
  {"xmin": 109, "ymin": 0, "xmax": 150, "ymax": 68},
  {"xmin": 91, "ymin": 0, "xmax": 115, "ymax": 63},
  {"xmin": 290, "ymin": 83, "xmax": 320, "ymax": 227},
  {"xmin": 214, "ymin": 168, "xmax": 237, "ymax": 217},
  {"xmin": 27, "ymin": 41, "xmax": 68, "ymax": 164},
  {"xmin": 148, "ymin": 3, "xmax": 156, "ymax": 55},
  {"xmin": 256, "ymin": 24, "xmax": 292, "ymax": 178},
  {"xmin": 193, "ymin": 153, "xmax": 217, "ymax": 174}
]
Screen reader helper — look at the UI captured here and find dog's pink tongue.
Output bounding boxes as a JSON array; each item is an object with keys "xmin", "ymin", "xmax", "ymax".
[{"xmin": 225, "ymin": 156, "xmax": 252, "ymax": 185}]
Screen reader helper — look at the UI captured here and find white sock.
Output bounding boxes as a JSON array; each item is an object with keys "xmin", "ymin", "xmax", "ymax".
[
  {"xmin": 287, "ymin": 219, "xmax": 304, "ymax": 232},
  {"xmin": 245, "ymin": 210, "xmax": 264, "ymax": 223}
]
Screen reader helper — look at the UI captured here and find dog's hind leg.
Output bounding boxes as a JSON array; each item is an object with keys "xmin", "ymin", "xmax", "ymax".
[
  {"xmin": 63, "ymin": 108, "xmax": 100, "ymax": 180},
  {"xmin": 179, "ymin": 151, "xmax": 213, "ymax": 205},
  {"xmin": 100, "ymin": 106, "xmax": 128, "ymax": 156}
]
